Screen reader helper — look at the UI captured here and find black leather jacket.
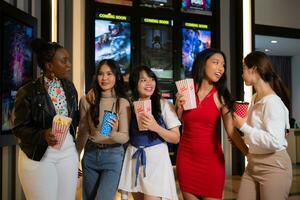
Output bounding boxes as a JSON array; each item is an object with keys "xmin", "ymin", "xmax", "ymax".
[{"xmin": 13, "ymin": 77, "xmax": 79, "ymax": 161}]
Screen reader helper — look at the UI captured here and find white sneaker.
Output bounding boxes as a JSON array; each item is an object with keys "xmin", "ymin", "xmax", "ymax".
[{"xmin": 121, "ymin": 191, "xmax": 128, "ymax": 200}]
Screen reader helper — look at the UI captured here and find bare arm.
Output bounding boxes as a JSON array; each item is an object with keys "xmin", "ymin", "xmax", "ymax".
[
  {"xmin": 175, "ymin": 92, "xmax": 185, "ymax": 121},
  {"xmin": 221, "ymin": 105, "xmax": 248, "ymax": 156}
]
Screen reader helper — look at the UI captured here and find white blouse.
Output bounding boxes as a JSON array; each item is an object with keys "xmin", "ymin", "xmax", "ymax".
[{"xmin": 240, "ymin": 94, "xmax": 290, "ymax": 154}]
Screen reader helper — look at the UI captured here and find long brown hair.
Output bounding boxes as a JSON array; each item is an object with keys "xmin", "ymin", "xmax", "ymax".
[
  {"xmin": 244, "ymin": 51, "xmax": 290, "ymax": 111},
  {"xmin": 90, "ymin": 59, "xmax": 128, "ymax": 126}
]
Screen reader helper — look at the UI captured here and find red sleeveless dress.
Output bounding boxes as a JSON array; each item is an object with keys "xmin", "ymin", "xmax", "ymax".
[{"xmin": 176, "ymin": 86, "xmax": 225, "ymax": 198}]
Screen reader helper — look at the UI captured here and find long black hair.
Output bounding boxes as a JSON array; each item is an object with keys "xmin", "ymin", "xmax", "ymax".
[
  {"xmin": 191, "ymin": 48, "xmax": 234, "ymax": 111},
  {"xmin": 244, "ymin": 51, "xmax": 290, "ymax": 111},
  {"xmin": 29, "ymin": 38, "xmax": 63, "ymax": 71},
  {"xmin": 129, "ymin": 66, "xmax": 162, "ymax": 120},
  {"xmin": 90, "ymin": 59, "xmax": 128, "ymax": 126}
]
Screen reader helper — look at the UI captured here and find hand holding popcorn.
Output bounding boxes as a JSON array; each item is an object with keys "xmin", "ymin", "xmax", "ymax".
[{"xmin": 52, "ymin": 115, "xmax": 72, "ymax": 150}]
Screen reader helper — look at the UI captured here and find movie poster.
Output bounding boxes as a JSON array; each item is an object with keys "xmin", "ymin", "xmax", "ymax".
[
  {"xmin": 95, "ymin": 0, "xmax": 133, "ymax": 6},
  {"xmin": 141, "ymin": 24, "xmax": 173, "ymax": 79},
  {"xmin": 181, "ymin": 0, "xmax": 212, "ymax": 15},
  {"xmin": 95, "ymin": 19, "xmax": 131, "ymax": 75},
  {"xmin": 140, "ymin": 0, "xmax": 172, "ymax": 9},
  {"xmin": 182, "ymin": 27, "xmax": 211, "ymax": 77},
  {"xmin": 1, "ymin": 17, "xmax": 33, "ymax": 131}
]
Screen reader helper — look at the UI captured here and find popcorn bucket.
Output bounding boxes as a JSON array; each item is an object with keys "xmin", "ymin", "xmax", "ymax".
[
  {"xmin": 52, "ymin": 115, "xmax": 72, "ymax": 149},
  {"xmin": 133, "ymin": 100, "xmax": 152, "ymax": 131},
  {"xmin": 175, "ymin": 78, "xmax": 197, "ymax": 110}
]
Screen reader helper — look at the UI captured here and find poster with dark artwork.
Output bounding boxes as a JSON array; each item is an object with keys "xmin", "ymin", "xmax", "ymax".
[
  {"xmin": 1, "ymin": 16, "xmax": 33, "ymax": 132},
  {"xmin": 141, "ymin": 20, "xmax": 173, "ymax": 80}
]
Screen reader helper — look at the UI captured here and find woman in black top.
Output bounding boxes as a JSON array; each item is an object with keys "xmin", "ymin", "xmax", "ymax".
[{"xmin": 13, "ymin": 38, "xmax": 79, "ymax": 200}]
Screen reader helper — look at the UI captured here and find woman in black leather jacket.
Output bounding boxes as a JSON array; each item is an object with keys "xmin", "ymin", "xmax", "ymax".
[{"xmin": 13, "ymin": 38, "xmax": 79, "ymax": 200}]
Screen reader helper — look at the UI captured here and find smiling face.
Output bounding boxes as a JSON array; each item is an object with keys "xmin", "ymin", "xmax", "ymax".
[
  {"xmin": 203, "ymin": 53, "xmax": 225, "ymax": 83},
  {"xmin": 137, "ymin": 70, "xmax": 156, "ymax": 99},
  {"xmin": 97, "ymin": 64, "xmax": 116, "ymax": 92},
  {"xmin": 48, "ymin": 48, "xmax": 72, "ymax": 79}
]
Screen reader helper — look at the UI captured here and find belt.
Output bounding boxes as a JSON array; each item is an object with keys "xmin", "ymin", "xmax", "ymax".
[
  {"xmin": 95, "ymin": 143, "xmax": 122, "ymax": 149},
  {"xmin": 87, "ymin": 140, "xmax": 122, "ymax": 149}
]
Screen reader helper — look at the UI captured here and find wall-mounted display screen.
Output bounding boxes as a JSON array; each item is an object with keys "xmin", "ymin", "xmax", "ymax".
[
  {"xmin": 140, "ymin": 0, "xmax": 172, "ymax": 9},
  {"xmin": 181, "ymin": 0, "xmax": 212, "ymax": 15},
  {"xmin": 141, "ymin": 18, "xmax": 173, "ymax": 80},
  {"xmin": 182, "ymin": 22, "xmax": 211, "ymax": 77},
  {"xmin": 95, "ymin": 0, "xmax": 133, "ymax": 6},
  {"xmin": 1, "ymin": 16, "xmax": 34, "ymax": 132},
  {"xmin": 95, "ymin": 13, "xmax": 131, "ymax": 75}
]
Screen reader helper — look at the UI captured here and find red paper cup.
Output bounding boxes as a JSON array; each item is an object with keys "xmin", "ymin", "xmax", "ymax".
[{"xmin": 234, "ymin": 101, "xmax": 249, "ymax": 118}]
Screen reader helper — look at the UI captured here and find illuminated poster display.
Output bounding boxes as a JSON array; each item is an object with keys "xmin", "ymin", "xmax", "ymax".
[
  {"xmin": 182, "ymin": 22, "xmax": 211, "ymax": 77},
  {"xmin": 140, "ymin": 0, "xmax": 172, "ymax": 9},
  {"xmin": 95, "ymin": 13, "xmax": 131, "ymax": 75},
  {"xmin": 95, "ymin": 0, "xmax": 133, "ymax": 6},
  {"xmin": 141, "ymin": 18, "xmax": 173, "ymax": 80},
  {"xmin": 1, "ymin": 16, "xmax": 34, "ymax": 132},
  {"xmin": 181, "ymin": 0, "xmax": 212, "ymax": 15}
]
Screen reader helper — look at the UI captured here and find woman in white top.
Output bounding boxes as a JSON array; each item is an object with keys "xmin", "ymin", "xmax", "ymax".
[
  {"xmin": 118, "ymin": 66, "xmax": 181, "ymax": 200},
  {"xmin": 233, "ymin": 51, "xmax": 292, "ymax": 200}
]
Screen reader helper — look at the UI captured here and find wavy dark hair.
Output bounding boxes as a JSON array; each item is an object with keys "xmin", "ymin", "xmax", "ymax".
[
  {"xmin": 191, "ymin": 48, "xmax": 234, "ymax": 111},
  {"xmin": 129, "ymin": 66, "xmax": 161, "ymax": 120},
  {"xmin": 90, "ymin": 59, "xmax": 129, "ymax": 126},
  {"xmin": 244, "ymin": 51, "xmax": 290, "ymax": 111},
  {"xmin": 29, "ymin": 38, "xmax": 63, "ymax": 70}
]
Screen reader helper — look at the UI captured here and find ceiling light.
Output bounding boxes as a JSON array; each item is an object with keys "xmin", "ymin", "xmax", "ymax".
[{"xmin": 271, "ymin": 40, "xmax": 278, "ymax": 43}]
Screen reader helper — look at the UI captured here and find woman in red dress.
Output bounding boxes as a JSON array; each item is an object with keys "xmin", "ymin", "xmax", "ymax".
[{"xmin": 176, "ymin": 48, "xmax": 248, "ymax": 200}]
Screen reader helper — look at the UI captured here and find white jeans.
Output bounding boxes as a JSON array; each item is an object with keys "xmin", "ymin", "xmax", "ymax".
[{"xmin": 18, "ymin": 134, "xmax": 78, "ymax": 200}]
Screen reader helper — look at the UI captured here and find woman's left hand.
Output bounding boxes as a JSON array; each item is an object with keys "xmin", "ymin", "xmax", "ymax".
[
  {"xmin": 232, "ymin": 113, "xmax": 247, "ymax": 129},
  {"xmin": 140, "ymin": 113, "xmax": 160, "ymax": 132}
]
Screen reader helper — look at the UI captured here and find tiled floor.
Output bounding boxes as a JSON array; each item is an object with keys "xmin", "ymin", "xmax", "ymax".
[{"xmin": 77, "ymin": 164, "xmax": 300, "ymax": 200}]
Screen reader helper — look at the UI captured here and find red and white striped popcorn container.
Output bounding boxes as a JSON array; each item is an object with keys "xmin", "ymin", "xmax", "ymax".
[
  {"xmin": 52, "ymin": 115, "xmax": 72, "ymax": 149},
  {"xmin": 175, "ymin": 78, "xmax": 197, "ymax": 110},
  {"xmin": 133, "ymin": 99, "xmax": 152, "ymax": 131}
]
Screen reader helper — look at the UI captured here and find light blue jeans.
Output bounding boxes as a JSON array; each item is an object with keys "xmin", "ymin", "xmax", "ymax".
[{"xmin": 82, "ymin": 143, "xmax": 124, "ymax": 200}]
